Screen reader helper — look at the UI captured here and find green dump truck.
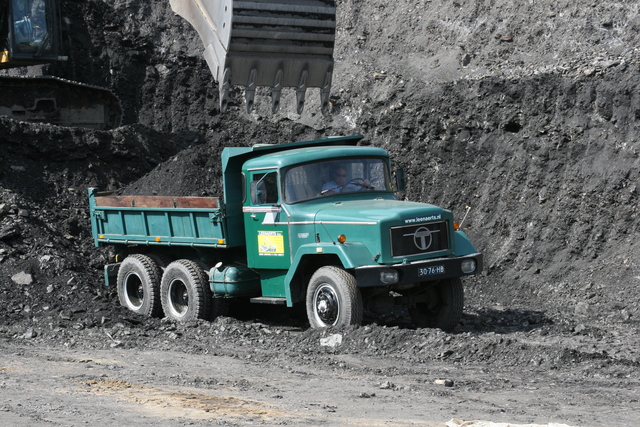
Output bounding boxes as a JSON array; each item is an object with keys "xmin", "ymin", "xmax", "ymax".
[{"xmin": 89, "ymin": 134, "xmax": 482, "ymax": 330}]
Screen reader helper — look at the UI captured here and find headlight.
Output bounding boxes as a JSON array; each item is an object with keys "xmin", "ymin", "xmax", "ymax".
[
  {"xmin": 380, "ymin": 269, "xmax": 399, "ymax": 284},
  {"xmin": 461, "ymin": 259, "xmax": 477, "ymax": 274}
]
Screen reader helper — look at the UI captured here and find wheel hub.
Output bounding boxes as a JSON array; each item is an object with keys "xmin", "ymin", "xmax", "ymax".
[
  {"xmin": 124, "ymin": 272, "xmax": 144, "ymax": 309},
  {"xmin": 313, "ymin": 284, "xmax": 339, "ymax": 326},
  {"xmin": 168, "ymin": 279, "xmax": 189, "ymax": 317},
  {"xmin": 317, "ymin": 300, "xmax": 329, "ymax": 314}
]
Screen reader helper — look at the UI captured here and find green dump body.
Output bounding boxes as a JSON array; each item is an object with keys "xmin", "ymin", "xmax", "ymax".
[{"xmin": 88, "ymin": 192, "xmax": 229, "ymax": 248}]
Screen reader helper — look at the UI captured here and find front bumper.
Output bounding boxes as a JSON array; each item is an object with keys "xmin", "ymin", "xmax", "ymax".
[{"xmin": 354, "ymin": 253, "xmax": 483, "ymax": 288}]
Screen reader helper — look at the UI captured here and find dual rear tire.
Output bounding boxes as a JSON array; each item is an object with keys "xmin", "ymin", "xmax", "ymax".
[
  {"xmin": 160, "ymin": 259, "xmax": 229, "ymax": 322},
  {"xmin": 117, "ymin": 256, "xmax": 228, "ymax": 322}
]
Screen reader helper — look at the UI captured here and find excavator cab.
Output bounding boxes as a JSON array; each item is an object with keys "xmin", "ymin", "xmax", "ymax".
[
  {"xmin": 170, "ymin": 0, "xmax": 336, "ymax": 114},
  {"xmin": 0, "ymin": 0, "xmax": 63, "ymax": 68},
  {"xmin": 0, "ymin": 0, "xmax": 122, "ymax": 129}
]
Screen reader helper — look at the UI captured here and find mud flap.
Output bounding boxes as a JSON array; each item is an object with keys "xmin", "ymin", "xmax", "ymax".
[{"xmin": 104, "ymin": 263, "xmax": 121, "ymax": 287}]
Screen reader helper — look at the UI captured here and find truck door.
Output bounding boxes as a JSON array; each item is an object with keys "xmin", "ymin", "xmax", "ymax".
[{"xmin": 242, "ymin": 169, "xmax": 291, "ymax": 270}]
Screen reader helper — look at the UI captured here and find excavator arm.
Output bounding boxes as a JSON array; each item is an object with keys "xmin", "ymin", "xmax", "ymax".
[{"xmin": 170, "ymin": 0, "xmax": 336, "ymax": 114}]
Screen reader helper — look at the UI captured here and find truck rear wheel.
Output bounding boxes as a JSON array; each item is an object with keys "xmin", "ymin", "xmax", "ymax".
[
  {"xmin": 306, "ymin": 266, "xmax": 363, "ymax": 328},
  {"xmin": 408, "ymin": 278, "xmax": 464, "ymax": 332},
  {"xmin": 161, "ymin": 259, "xmax": 211, "ymax": 322},
  {"xmin": 148, "ymin": 252, "xmax": 174, "ymax": 272},
  {"xmin": 116, "ymin": 254, "xmax": 163, "ymax": 317}
]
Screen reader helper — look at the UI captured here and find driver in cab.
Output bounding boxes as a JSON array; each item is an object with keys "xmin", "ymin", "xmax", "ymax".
[{"xmin": 321, "ymin": 165, "xmax": 371, "ymax": 195}]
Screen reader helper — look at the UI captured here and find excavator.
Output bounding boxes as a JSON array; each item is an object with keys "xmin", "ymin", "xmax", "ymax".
[
  {"xmin": 0, "ymin": 0, "xmax": 335, "ymax": 128},
  {"xmin": 0, "ymin": 0, "xmax": 121, "ymax": 129}
]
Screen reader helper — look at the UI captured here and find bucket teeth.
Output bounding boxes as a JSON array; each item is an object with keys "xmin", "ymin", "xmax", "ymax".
[
  {"xmin": 170, "ymin": 0, "xmax": 336, "ymax": 114},
  {"xmin": 320, "ymin": 70, "xmax": 332, "ymax": 115},
  {"xmin": 245, "ymin": 68, "xmax": 257, "ymax": 113},
  {"xmin": 296, "ymin": 70, "xmax": 308, "ymax": 115},
  {"xmin": 219, "ymin": 67, "xmax": 232, "ymax": 113},
  {"xmin": 271, "ymin": 69, "xmax": 283, "ymax": 113}
]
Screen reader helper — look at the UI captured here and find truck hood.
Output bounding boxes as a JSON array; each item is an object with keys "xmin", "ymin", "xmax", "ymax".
[
  {"xmin": 308, "ymin": 198, "xmax": 454, "ymax": 264},
  {"xmin": 313, "ymin": 198, "xmax": 448, "ymax": 225},
  {"xmin": 283, "ymin": 198, "xmax": 457, "ymax": 265}
]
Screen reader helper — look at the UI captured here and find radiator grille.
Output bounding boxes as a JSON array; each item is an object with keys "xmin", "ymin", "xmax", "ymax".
[{"xmin": 390, "ymin": 221, "xmax": 449, "ymax": 258}]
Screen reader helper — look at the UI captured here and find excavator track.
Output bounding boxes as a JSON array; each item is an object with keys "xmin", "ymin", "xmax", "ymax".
[
  {"xmin": 171, "ymin": 0, "xmax": 336, "ymax": 114},
  {"xmin": 0, "ymin": 75, "xmax": 122, "ymax": 130}
]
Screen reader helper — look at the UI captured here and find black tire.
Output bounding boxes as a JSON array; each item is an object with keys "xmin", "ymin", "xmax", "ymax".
[
  {"xmin": 408, "ymin": 277, "xmax": 464, "ymax": 332},
  {"xmin": 147, "ymin": 252, "xmax": 174, "ymax": 272},
  {"xmin": 306, "ymin": 266, "xmax": 363, "ymax": 328},
  {"xmin": 160, "ymin": 259, "xmax": 212, "ymax": 322},
  {"xmin": 116, "ymin": 254, "xmax": 162, "ymax": 317}
]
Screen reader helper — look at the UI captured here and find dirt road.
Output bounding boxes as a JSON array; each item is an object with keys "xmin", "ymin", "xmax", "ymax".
[{"xmin": 1, "ymin": 315, "xmax": 638, "ymax": 427}]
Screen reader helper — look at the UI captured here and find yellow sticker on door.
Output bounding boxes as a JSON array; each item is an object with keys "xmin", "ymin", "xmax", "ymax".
[{"xmin": 258, "ymin": 231, "xmax": 284, "ymax": 256}]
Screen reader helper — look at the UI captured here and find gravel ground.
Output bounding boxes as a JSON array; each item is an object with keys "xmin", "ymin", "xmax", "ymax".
[{"xmin": 1, "ymin": 0, "xmax": 639, "ymax": 425}]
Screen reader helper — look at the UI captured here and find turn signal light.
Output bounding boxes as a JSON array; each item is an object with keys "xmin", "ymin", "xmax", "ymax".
[
  {"xmin": 337, "ymin": 234, "xmax": 347, "ymax": 243},
  {"xmin": 453, "ymin": 222, "xmax": 460, "ymax": 230}
]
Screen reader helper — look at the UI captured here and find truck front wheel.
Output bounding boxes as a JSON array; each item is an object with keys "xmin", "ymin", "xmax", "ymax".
[
  {"xmin": 408, "ymin": 277, "xmax": 464, "ymax": 332},
  {"xmin": 161, "ymin": 259, "xmax": 212, "ymax": 322},
  {"xmin": 306, "ymin": 266, "xmax": 363, "ymax": 328},
  {"xmin": 116, "ymin": 254, "xmax": 163, "ymax": 317}
]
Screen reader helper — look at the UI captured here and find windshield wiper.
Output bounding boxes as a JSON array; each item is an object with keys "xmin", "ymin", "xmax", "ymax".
[
  {"xmin": 320, "ymin": 181, "xmax": 374, "ymax": 195},
  {"xmin": 320, "ymin": 185, "xmax": 343, "ymax": 195},
  {"xmin": 351, "ymin": 182, "xmax": 374, "ymax": 190}
]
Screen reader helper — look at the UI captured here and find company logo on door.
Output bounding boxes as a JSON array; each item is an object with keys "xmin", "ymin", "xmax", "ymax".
[{"xmin": 258, "ymin": 231, "xmax": 284, "ymax": 256}]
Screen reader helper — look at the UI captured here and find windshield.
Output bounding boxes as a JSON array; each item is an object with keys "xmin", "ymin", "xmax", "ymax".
[
  {"xmin": 284, "ymin": 157, "xmax": 392, "ymax": 203},
  {"xmin": 11, "ymin": 0, "xmax": 52, "ymax": 54}
]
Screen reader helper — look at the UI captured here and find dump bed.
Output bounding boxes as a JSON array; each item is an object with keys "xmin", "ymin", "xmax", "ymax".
[{"xmin": 88, "ymin": 189, "xmax": 229, "ymax": 248}]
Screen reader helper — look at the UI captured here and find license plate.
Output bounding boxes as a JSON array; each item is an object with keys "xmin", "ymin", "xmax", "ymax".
[{"xmin": 418, "ymin": 265, "xmax": 445, "ymax": 276}]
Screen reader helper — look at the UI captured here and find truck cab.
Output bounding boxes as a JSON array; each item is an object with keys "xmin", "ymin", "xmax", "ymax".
[{"xmin": 232, "ymin": 134, "xmax": 482, "ymax": 329}]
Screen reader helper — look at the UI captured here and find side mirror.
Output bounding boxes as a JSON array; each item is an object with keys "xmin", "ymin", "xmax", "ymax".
[{"xmin": 395, "ymin": 167, "xmax": 406, "ymax": 192}]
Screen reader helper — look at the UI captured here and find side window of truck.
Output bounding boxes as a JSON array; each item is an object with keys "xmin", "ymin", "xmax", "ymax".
[{"xmin": 250, "ymin": 171, "xmax": 279, "ymax": 205}]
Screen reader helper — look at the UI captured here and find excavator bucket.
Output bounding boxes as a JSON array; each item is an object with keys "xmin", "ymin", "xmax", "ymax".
[{"xmin": 170, "ymin": 0, "xmax": 335, "ymax": 114}]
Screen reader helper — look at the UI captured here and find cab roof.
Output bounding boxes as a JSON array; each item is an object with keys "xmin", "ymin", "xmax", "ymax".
[
  {"xmin": 242, "ymin": 145, "xmax": 389, "ymax": 170},
  {"xmin": 221, "ymin": 133, "xmax": 365, "ymax": 174}
]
